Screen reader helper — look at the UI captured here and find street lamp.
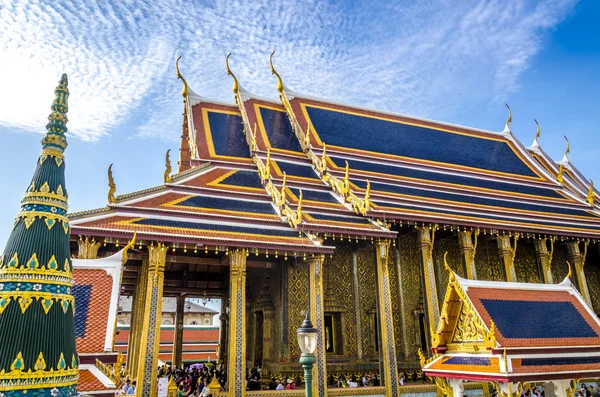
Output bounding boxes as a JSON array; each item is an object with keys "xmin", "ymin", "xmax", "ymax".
[{"xmin": 297, "ymin": 312, "xmax": 318, "ymax": 397}]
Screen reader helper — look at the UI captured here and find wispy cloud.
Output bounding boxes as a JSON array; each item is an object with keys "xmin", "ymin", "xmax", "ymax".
[{"xmin": 0, "ymin": 0, "xmax": 576, "ymax": 141}]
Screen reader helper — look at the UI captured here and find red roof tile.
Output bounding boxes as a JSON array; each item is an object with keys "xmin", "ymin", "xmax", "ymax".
[{"xmin": 74, "ymin": 269, "xmax": 113, "ymax": 353}]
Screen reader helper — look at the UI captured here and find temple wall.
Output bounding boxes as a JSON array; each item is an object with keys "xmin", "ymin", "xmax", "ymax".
[
  {"xmin": 514, "ymin": 242, "xmax": 541, "ymax": 283},
  {"xmin": 433, "ymin": 236, "xmax": 463, "ymax": 308},
  {"xmin": 551, "ymin": 244, "xmax": 570, "ymax": 280},
  {"xmin": 352, "ymin": 245, "xmax": 375, "ymax": 359},
  {"xmin": 474, "ymin": 238, "xmax": 504, "ymax": 281},
  {"xmin": 326, "ymin": 245, "xmax": 359, "ymax": 358},
  {"xmin": 287, "ymin": 260, "xmax": 309, "ymax": 358},
  {"xmin": 395, "ymin": 233, "xmax": 422, "ymax": 363}
]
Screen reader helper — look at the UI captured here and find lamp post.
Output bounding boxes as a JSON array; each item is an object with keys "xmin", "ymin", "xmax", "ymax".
[{"xmin": 297, "ymin": 312, "xmax": 318, "ymax": 397}]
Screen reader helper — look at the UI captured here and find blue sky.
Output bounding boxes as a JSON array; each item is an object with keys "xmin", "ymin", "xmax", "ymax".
[{"xmin": 0, "ymin": 0, "xmax": 599, "ymax": 250}]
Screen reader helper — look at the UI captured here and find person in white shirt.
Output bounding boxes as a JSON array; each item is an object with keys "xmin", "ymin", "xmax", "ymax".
[{"xmin": 276, "ymin": 380, "xmax": 285, "ymax": 390}]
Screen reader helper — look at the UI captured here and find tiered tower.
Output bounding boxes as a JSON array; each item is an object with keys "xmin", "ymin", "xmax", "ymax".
[{"xmin": 0, "ymin": 74, "xmax": 78, "ymax": 396}]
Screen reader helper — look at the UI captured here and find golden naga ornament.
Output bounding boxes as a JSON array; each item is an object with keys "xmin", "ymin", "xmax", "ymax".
[
  {"xmin": 587, "ymin": 180, "xmax": 595, "ymax": 206},
  {"xmin": 164, "ymin": 149, "xmax": 172, "ymax": 183},
  {"xmin": 107, "ymin": 164, "xmax": 117, "ymax": 203}
]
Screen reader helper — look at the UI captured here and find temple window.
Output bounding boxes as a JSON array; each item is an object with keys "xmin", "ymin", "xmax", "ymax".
[{"xmin": 324, "ymin": 313, "xmax": 343, "ymax": 354}]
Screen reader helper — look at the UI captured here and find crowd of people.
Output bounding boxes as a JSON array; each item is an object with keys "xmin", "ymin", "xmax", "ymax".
[{"xmin": 115, "ymin": 363, "xmax": 600, "ymax": 396}]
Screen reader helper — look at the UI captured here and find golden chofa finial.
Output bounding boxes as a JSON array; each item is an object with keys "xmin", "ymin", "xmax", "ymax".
[
  {"xmin": 225, "ymin": 53, "xmax": 239, "ymax": 94},
  {"xmin": 564, "ymin": 135, "xmax": 571, "ymax": 158},
  {"xmin": 587, "ymin": 180, "xmax": 595, "ymax": 206},
  {"xmin": 505, "ymin": 103, "xmax": 512, "ymax": 129},
  {"xmin": 534, "ymin": 119, "xmax": 541, "ymax": 140},
  {"xmin": 164, "ymin": 149, "xmax": 172, "ymax": 183},
  {"xmin": 175, "ymin": 55, "xmax": 188, "ymax": 98},
  {"xmin": 269, "ymin": 51, "xmax": 284, "ymax": 93},
  {"xmin": 108, "ymin": 164, "xmax": 117, "ymax": 203}
]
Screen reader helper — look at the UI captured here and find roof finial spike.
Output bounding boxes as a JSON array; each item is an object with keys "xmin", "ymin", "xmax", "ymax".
[
  {"xmin": 175, "ymin": 56, "xmax": 189, "ymax": 98},
  {"xmin": 534, "ymin": 119, "xmax": 540, "ymax": 140},
  {"xmin": 225, "ymin": 53, "xmax": 239, "ymax": 95},
  {"xmin": 108, "ymin": 164, "xmax": 117, "ymax": 203},
  {"xmin": 563, "ymin": 135, "xmax": 570, "ymax": 160},
  {"xmin": 587, "ymin": 180, "xmax": 595, "ymax": 206},
  {"xmin": 503, "ymin": 103, "xmax": 512, "ymax": 133},
  {"xmin": 42, "ymin": 73, "xmax": 70, "ymax": 151},
  {"xmin": 566, "ymin": 260, "xmax": 573, "ymax": 279},
  {"xmin": 164, "ymin": 149, "xmax": 172, "ymax": 183},
  {"xmin": 269, "ymin": 51, "xmax": 284, "ymax": 93}
]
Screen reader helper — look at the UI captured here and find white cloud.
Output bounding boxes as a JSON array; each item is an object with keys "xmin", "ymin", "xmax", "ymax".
[{"xmin": 0, "ymin": 0, "xmax": 576, "ymax": 141}]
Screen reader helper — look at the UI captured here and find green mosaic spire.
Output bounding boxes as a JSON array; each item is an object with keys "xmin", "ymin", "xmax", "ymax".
[{"xmin": 0, "ymin": 74, "xmax": 78, "ymax": 396}]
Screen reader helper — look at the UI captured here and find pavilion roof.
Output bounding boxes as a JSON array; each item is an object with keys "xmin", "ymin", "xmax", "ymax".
[{"xmin": 421, "ymin": 255, "xmax": 600, "ymax": 382}]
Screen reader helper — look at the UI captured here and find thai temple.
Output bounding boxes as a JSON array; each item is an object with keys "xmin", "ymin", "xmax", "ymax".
[{"xmin": 1, "ymin": 51, "xmax": 600, "ymax": 397}]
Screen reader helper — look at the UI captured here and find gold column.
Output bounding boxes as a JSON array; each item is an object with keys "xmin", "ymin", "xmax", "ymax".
[
  {"xmin": 78, "ymin": 236, "xmax": 101, "ymax": 259},
  {"xmin": 263, "ymin": 309, "xmax": 273, "ymax": 362},
  {"xmin": 351, "ymin": 250, "xmax": 364, "ymax": 360},
  {"xmin": 565, "ymin": 240, "xmax": 591, "ymax": 304},
  {"xmin": 136, "ymin": 244, "xmax": 167, "ymax": 397},
  {"xmin": 172, "ymin": 294, "xmax": 185, "ymax": 368},
  {"xmin": 375, "ymin": 240, "xmax": 400, "ymax": 397},
  {"xmin": 308, "ymin": 256, "xmax": 327, "ymax": 397},
  {"xmin": 418, "ymin": 226, "xmax": 439, "ymax": 331},
  {"xmin": 228, "ymin": 249, "xmax": 247, "ymax": 397},
  {"xmin": 497, "ymin": 235, "xmax": 518, "ymax": 282},
  {"xmin": 457, "ymin": 230, "xmax": 478, "ymax": 279},
  {"xmin": 128, "ymin": 256, "xmax": 149, "ymax": 379},
  {"xmin": 533, "ymin": 238, "xmax": 555, "ymax": 284}
]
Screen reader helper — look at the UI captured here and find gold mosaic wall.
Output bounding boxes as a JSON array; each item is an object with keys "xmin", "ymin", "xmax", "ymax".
[
  {"xmin": 355, "ymin": 244, "xmax": 376, "ymax": 358},
  {"xmin": 551, "ymin": 244, "xmax": 570, "ymax": 281},
  {"xmin": 287, "ymin": 260, "xmax": 309, "ymax": 358},
  {"xmin": 514, "ymin": 242, "xmax": 541, "ymax": 283},
  {"xmin": 474, "ymin": 238, "xmax": 504, "ymax": 281},
  {"xmin": 395, "ymin": 233, "xmax": 422, "ymax": 362},
  {"xmin": 434, "ymin": 236, "xmax": 463, "ymax": 307}
]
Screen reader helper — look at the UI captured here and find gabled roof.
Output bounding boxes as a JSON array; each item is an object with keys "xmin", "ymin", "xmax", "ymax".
[
  {"xmin": 422, "ymin": 255, "xmax": 600, "ymax": 382},
  {"xmin": 273, "ymin": 85, "xmax": 600, "ymax": 237},
  {"xmin": 177, "ymin": 96, "xmax": 394, "ymax": 239}
]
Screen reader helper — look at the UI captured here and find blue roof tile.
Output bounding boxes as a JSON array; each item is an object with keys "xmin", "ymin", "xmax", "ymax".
[
  {"xmin": 339, "ymin": 157, "xmax": 561, "ymax": 198},
  {"xmin": 73, "ymin": 284, "xmax": 92, "ymax": 339},
  {"xmin": 207, "ymin": 111, "xmax": 248, "ymax": 158},
  {"xmin": 259, "ymin": 107, "xmax": 303, "ymax": 153},
  {"xmin": 307, "ymin": 106, "xmax": 537, "ymax": 177},
  {"xmin": 480, "ymin": 299, "xmax": 598, "ymax": 339},
  {"xmin": 176, "ymin": 195, "xmax": 275, "ymax": 215},
  {"xmin": 444, "ymin": 357, "xmax": 491, "ymax": 366}
]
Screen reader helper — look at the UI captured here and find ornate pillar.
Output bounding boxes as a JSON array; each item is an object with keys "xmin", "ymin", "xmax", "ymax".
[
  {"xmin": 566, "ymin": 240, "xmax": 591, "ymax": 304},
  {"xmin": 228, "ymin": 249, "xmax": 247, "ymax": 397},
  {"xmin": 351, "ymin": 250, "xmax": 364, "ymax": 360},
  {"xmin": 457, "ymin": 230, "xmax": 478, "ymax": 279},
  {"xmin": 375, "ymin": 240, "xmax": 400, "ymax": 397},
  {"xmin": 172, "ymin": 295, "xmax": 185, "ymax": 368},
  {"xmin": 418, "ymin": 226, "xmax": 439, "ymax": 332},
  {"xmin": 534, "ymin": 238, "xmax": 555, "ymax": 284},
  {"xmin": 136, "ymin": 244, "xmax": 167, "ymax": 397},
  {"xmin": 497, "ymin": 235, "xmax": 518, "ymax": 282},
  {"xmin": 128, "ymin": 256, "xmax": 149, "ymax": 378},
  {"xmin": 78, "ymin": 236, "xmax": 101, "ymax": 259},
  {"xmin": 308, "ymin": 256, "xmax": 327, "ymax": 397}
]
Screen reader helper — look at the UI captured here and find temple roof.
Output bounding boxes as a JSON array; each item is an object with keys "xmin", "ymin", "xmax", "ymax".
[
  {"xmin": 279, "ymin": 91, "xmax": 600, "ymax": 238},
  {"xmin": 422, "ymin": 257, "xmax": 600, "ymax": 382}
]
